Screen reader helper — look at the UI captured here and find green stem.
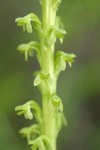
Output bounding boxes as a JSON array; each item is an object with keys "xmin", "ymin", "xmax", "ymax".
[
  {"xmin": 41, "ymin": 0, "xmax": 57, "ymax": 150},
  {"xmin": 42, "ymin": 0, "xmax": 50, "ymax": 29},
  {"xmin": 42, "ymin": 94, "xmax": 56, "ymax": 150}
]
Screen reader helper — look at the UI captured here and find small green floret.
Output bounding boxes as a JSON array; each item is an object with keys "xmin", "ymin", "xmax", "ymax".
[
  {"xmin": 19, "ymin": 124, "xmax": 40, "ymax": 142},
  {"xmin": 15, "ymin": 101, "xmax": 34, "ymax": 120},
  {"xmin": 50, "ymin": 94, "xmax": 63, "ymax": 112},
  {"xmin": 55, "ymin": 51, "xmax": 76, "ymax": 77},
  {"xmin": 15, "ymin": 100, "xmax": 42, "ymax": 122},
  {"xmin": 17, "ymin": 41, "xmax": 40, "ymax": 61},
  {"xmin": 34, "ymin": 71, "xmax": 49, "ymax": 86},
  {"xmin": 15, "ymin": 13, "xmax": 41, "ymax": 33}
]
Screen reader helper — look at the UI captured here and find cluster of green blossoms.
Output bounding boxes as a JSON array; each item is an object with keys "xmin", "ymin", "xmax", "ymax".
[{"xmin": 15, "ymin": 1, "xmax": 76, "ymax": 150}]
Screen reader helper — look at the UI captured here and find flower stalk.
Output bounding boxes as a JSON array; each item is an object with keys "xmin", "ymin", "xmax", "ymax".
[{"xmin": 15, "ymin": 0, "xmax": 76, "ymax": 150}]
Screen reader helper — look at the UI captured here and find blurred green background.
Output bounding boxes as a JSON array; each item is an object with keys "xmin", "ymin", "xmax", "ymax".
[{"xmin": 0, "ymin": 0, "xmax": 100, "ymax": 150}]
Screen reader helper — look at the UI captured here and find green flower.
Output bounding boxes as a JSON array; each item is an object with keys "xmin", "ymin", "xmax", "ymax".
[
  {"xmin": 17, "ymin": 41, "xmax": 40, "ymax": 61},
  {"xmin": 55, "ymin": 51, "xmax": 76, "ymax": 77},
  {"xmin": 15, "ymin": 13, "xmax": 41, "ymax": 33},
  {"xmin": 15, "ymin": 100, "xmax": 42, "ymax": 122},
  {"xmin": 15, "ymin": 101, "xmax": 34, "ymax": 120},
  {"xmin": 50, "ymin": 94, "xmax": 63, "ymax": 112},
  {"xmin": 19, "ymin": 124, "xmax": 40, "ymax": 142}
]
